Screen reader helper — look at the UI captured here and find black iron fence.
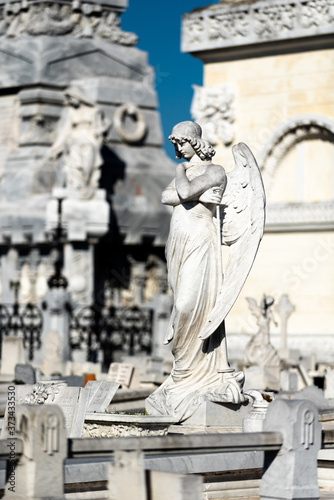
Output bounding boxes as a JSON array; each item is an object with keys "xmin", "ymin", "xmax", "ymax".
[
  {"xmin": 0, "ymin": 301, "xmax": 153, "ymax": 368},
  {"xmin": 0, "ymin": 303, "xmax": 43, "ymax": 360},
  {"xmin": 70, "ymin": 304, "xmax": 153, "ymax": 368}
]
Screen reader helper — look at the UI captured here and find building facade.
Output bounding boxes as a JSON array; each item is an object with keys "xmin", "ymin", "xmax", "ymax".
[{"xmin": 182, "ymin": 0, "xmax": 334, "ymax": 361}]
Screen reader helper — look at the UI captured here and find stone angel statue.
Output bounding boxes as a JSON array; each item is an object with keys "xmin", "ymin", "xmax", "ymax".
[
  {"xmin": 244, "ymin": 295, "xmax": 280, "ymax": 367},
  {"xmin": 48, "ymin": 86, "xmax": 110, "ymax": 199},
  {"xmin": 145, "ymin": 121, "xmax": 266, "ymax": 422}
]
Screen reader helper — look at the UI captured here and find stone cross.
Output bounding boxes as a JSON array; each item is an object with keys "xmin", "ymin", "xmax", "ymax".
[{"xmin": 275, "ymin": 294, "xmax": 295, "ymax": 355}]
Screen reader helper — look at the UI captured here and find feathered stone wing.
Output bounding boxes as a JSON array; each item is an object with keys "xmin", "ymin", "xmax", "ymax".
[
  {"xmin": 245, "ymin": 297, "xmax": 261, "ymax": 319},
  {"xmin": 198, "ymin": 142, "xmax": 266, "ymax": 340}
]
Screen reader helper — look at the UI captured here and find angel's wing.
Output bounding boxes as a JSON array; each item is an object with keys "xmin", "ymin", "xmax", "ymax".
[
  {"xmin": 198, "ymin": 142, "xmax": 266, "ymax": 340},
  {"xmin": 245, "ymin": 297, "xmax": 261, "ymax": 319}
]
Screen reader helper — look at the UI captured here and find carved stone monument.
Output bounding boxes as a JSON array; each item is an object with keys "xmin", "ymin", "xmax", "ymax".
[
  {"xmin": 47, "ymin": 87, "xmax": 110, "ymax": 199},
  {"xmin": 0, "ymin": 0, "xmax": 174, "ymax": 313},
  {"xmin": 146, "ymin": 121, "xmax": 266, "ymax": 423}
]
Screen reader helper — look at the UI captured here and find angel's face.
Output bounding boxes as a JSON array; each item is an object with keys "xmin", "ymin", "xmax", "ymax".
[{"xmin": 174, "ymin": 139, "xmax": 196, "ymax": 161}]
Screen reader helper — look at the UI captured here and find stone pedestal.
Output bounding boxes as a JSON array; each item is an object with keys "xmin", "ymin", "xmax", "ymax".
[
  {"xmin": 244, "ymin": 366, "xmax": 280, "ymax": 391},
  {"xmin": 46, "ymin": 188, "xmax": 110, "ymax": 304},
  {"xmin": 46, "ymin": 188, "xmax": 109, "ymax": 241},
  {"xmin": 280, "ymin": 368, "xmax": 299, "ymax": 391},
  {"xmin": 1, "ymin": 336, "xmax": 25, "ymax": 375},
  {"xmin": 172, "ymin": 400, "xmax": 252, "ymax": 433},
  {"xmin": 243, "ymin": 400, "xmax": 269, "ymax": 432}
]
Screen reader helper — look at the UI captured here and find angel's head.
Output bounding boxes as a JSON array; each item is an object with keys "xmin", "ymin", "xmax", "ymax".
[{"xmin": 168, "ymin": 121, "xmax": 216, "ymax": 161}]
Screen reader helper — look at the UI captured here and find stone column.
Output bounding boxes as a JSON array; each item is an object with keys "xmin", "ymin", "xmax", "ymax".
[
  {"xmin": 37, "ymin": 287, "xmax": 74, "ymax": 376},
  {"xmin": 132, "ymin": 262, "xmax": 147, "ymax": 305},
  {"xmin": 1, "ymin": 249, "xmax": 18, "ymax": 303},
  {"xmin": 108, "ymin": 450, "xmax": 147, "ymax": 500},
  {"xmin": 64, "ymin": 243, "xmax": 94, "ymax": 305},
  {"xmin": 151, "ymin": 294, "xmax": 173, "ymax": 359}
]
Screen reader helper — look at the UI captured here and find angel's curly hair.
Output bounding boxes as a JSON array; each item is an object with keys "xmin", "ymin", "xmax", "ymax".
[{"xmin": 168, "ymin": 121, "xmax": 216, "ymax": 161}]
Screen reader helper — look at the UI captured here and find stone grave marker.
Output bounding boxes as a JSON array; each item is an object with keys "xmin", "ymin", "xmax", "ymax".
[
  {"xmin": 85, "ymin": 380, "xmax": 119, "ymax": 412},
  {"xmin": 295, "ymin": 385, "xmax": 330, "ymax": 409},
  {"xmin": 107, "ymin": 362, "xmax": 140, "ymax": 389},
  {"xmin": 15, "ymin": 363, "xmax": 36, "ymax": 384},
  {"xmin": 63, "ymin": 374, "xmax": 86, "ymax": 387},
  {"xmin": 2, "ymin": 381, "xmax": 89, "ymax": 438},
  {"xmin": 53, "ymin": 385, "xmax": 90, "ymax": 437}
]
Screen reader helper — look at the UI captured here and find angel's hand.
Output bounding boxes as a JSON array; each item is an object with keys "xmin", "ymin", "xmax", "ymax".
[
  {"xmin": 199, "ymin": 186, "xmax": 224, "ymax": 204},
  {"xmin": 48, "ymin": 148, "xmax": 62, "ymax": 161}
]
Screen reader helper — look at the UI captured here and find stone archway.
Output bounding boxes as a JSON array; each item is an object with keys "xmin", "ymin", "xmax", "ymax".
[{"xmin": 259, "ymin": 114, "xmax": 334, "ymax": 196}]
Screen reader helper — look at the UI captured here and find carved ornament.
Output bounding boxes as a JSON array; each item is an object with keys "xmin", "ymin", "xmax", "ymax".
[
  {"xmin": 182, "ymin": 0, "xmax": 334, "ymax": 53},
  {"xmin": 259, "ymin": 114, "xmax": 334, "ymax": 194},
  {"xmin": 0, "ymin": 0, "xmax": 138, "ymax": 45},
  {"xmin": 114, "ymin": 103, "xmax": 147, "ymax": 144},
  {"xmin": 191, "ymin": 84, "xmax": 235, "ymax": 146},
  {"xmin": 266, "ymin": 201, "xmax": 334, "ymax": 231}
]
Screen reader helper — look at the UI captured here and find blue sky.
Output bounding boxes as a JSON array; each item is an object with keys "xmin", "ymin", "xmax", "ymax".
[{"xmin": 122, "ymin": 1, "xmax": 218, "ymax": 159}]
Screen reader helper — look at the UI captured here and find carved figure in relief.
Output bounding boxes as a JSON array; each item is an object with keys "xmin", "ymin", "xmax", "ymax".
[
  {"xmin": 23, "ymin": 382, "xmax": 65, "ymax": 405},
  {"xmin": 208, "ymin": 11, "xmax": 249, "ymax": 40},
  {"xmin": 0, "ymin": 1, "xmax": 138, "ymax": 44},
  {"xmin": 182, "ymin": 13, "xmax": 204, "ymax": 44},
  {"xmin": 146, "ymin": 121, "xmax": 266, "ymax": 421},
  {"xmin": 191, "ymin": 84, "xmax": 235, "ymax": 146},
  {"xmin": 48, "ymin": 87, "xmax": 110, "ymax": 199},
  {"xmin": 244, "ymin": 295, "xmax": 280, "ymax": 367},
  {"xmin": 254, "ymin": 5, "xmax": 295, "ymax": 37}
]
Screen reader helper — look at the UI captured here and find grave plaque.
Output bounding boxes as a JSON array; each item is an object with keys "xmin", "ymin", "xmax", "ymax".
[
  {"xmin": 15, "ymin": 363, "xmax": 36, "ymax": 384},
  {"xmin": 53, "ymin": 386, "xmax": 90, "ymax": 437},
  {"xmin": 107, "ymin": 363, "xmax": 136, "ymax": 388},
  {"xmin": 86, "ymin": 380, "xmax": 119, "ymax": 412}
]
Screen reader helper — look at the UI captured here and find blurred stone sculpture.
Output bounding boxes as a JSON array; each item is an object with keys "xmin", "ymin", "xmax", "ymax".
[
  {"xmin": 191, "ymin": 84, "xmax": 235, "ymax": 146},
  {"xmin": 146, "ymin": 121, "xmax": 266, "ymax": 422},
  {"xmin": 0, "ymin": 1, "xmax": 138, "ymax": 45},
  {"xmin": 48, "ymin": 87, "xmax": 110, "ymax": 199},
  {"xmin": 245, "ymin": 295, "xmax": 280, "ymax": 367}
]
